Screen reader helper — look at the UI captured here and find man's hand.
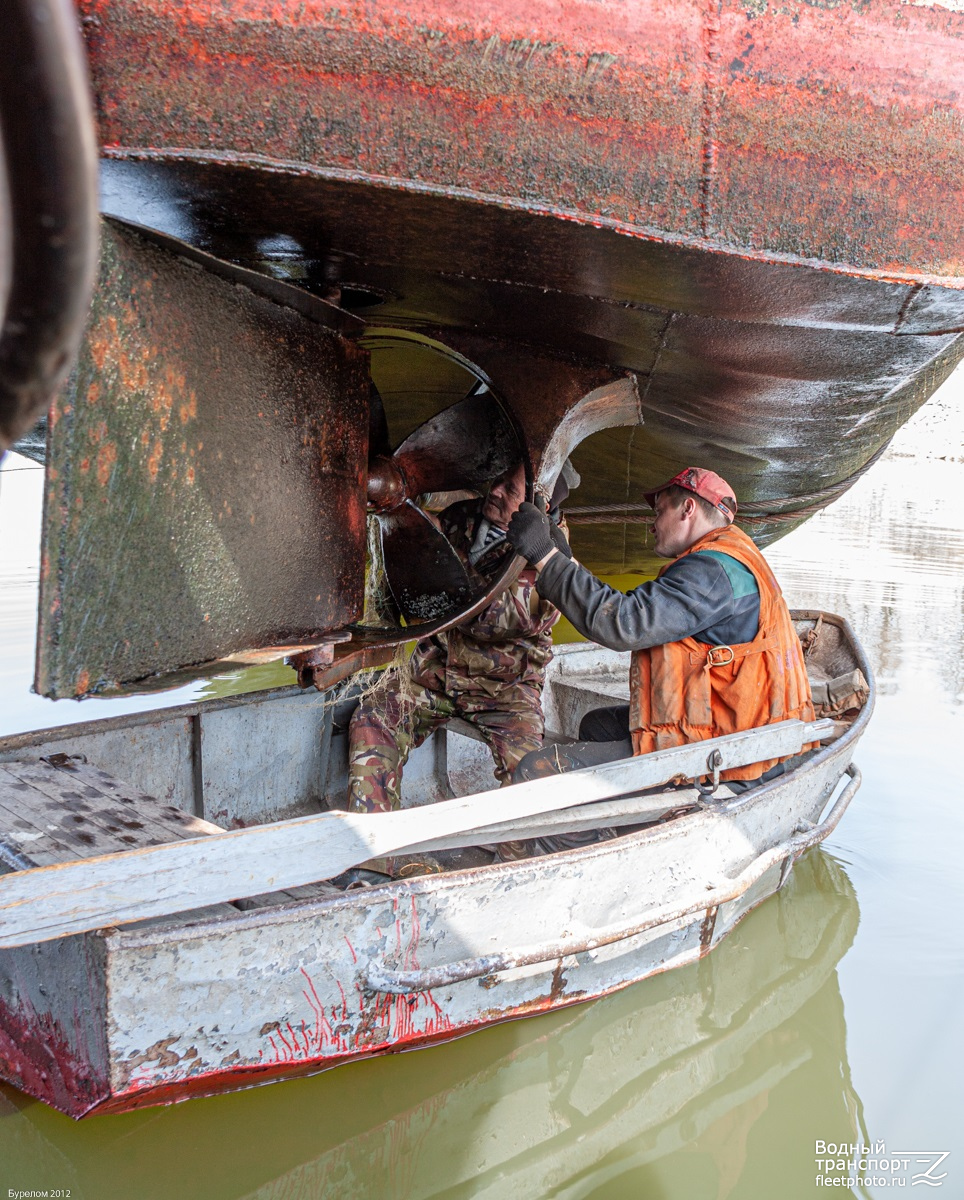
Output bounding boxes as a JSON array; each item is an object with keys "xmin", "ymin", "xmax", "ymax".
[
  {"xmin": 507, "ymin": 502, "xmax": 556, "ymax": 566},
  {"xmin": 549, "ymin": 522, "xmax": 573, "ymax": 559}
]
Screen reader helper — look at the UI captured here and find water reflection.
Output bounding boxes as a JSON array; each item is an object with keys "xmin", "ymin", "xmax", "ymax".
[
  {"xmin": 767, "ymin": 452, "xmax": 964, "ymax": 706},
  {"xmin": 0, "ymin": 853, "xmax": 859, "ymax": 1200}
]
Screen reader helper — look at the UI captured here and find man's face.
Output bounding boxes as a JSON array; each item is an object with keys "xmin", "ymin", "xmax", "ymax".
[
  {"xmin": 482, "ymin": 464, "xmax": 526, "ymax": 530},
  {"xmin": 652, "ymin": 491, "xmax": 692, "ymax": 558}
]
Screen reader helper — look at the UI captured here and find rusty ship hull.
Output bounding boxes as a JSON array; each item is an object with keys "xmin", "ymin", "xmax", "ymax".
[{"xmin": 81, "ymin": 0, "xmax": 964, "ymax": 579}]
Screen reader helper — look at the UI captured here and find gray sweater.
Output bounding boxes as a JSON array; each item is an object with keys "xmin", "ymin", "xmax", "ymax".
[{"xmin": 537, "ymin": 549, "xmax": 760, "ymax": 653}]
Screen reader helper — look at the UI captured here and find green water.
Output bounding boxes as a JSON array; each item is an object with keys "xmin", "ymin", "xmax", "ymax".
[{"xmin": 0, "ymin": 374, "xmax": 962, "ymax": 1198}]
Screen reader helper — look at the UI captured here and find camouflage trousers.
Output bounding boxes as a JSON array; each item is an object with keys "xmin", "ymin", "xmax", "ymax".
[{"xmin": 347, "ymin": 671, "xmax": 545, "ymax": 814}]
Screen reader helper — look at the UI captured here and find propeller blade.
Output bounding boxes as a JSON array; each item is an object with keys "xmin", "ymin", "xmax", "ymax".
[
  {"xmin": 368, "ymin": 380, "xmax": 391, "ymax": 460},
  {"xmin": 380, "ymin": 502, "xmax": 479, "ymax": 622},
  {"xmin": 392, "ymin": 386, "xmax": 519, "ymax": 497}
]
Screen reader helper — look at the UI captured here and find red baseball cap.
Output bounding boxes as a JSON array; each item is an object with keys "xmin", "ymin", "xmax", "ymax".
[{"xmin": 643, "ymin": 467, "xmax": 737, "ymax": 523}]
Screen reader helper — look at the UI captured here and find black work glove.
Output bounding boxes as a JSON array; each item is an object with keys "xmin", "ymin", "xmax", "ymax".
[
  {"xmin": 507, "ymin": 502, "xmax": 555, "ymax": 565},
  {"xmin": 549, "ymin": 521, "xmax": 573, "ymax": 559}
]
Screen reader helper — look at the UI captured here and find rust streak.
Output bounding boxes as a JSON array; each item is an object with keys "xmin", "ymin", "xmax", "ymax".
[
  {"xmin": 699, "ymin": 0, "xmax": 724, "ymax": 240},
  {"xmin": 893, "ymin": 282, "xmax": 924, "ymax": 335},
  {"xmin": 699, "ymin": 904, "xmax": 719, "ymax": 950},
  {"xmin": 549, "ymin": 960, "xmax": 567, "ymax": 1002}
]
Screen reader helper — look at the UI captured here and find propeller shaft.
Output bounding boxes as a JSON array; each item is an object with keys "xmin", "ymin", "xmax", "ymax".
[{"xmin": 367, "ymin": 454, "xmax": 408, "ymax": 512}]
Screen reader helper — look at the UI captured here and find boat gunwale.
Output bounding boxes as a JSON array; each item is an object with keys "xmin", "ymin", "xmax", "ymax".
[
  {"xmin": 0, "ymin": 681, "xmax": 322, "ymax": 755},
  {"xmin": 0, "ymin": 609, "xmax": 871, "ymax": 952},
  {"xmin": 105, "ymin": 728, "xmax": 858, "ymax": 951}
]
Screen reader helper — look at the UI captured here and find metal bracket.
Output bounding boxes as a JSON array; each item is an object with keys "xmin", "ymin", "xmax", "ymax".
[
  {"xmin": 286, "ymin": 634, "xmax": 354, "ymax": 689},
  {"xmin": 695, "ymin": 749, "xmax": 723, "ymax": 798},
  {"xmin": 39, "ymin": 752, "xmax": 88, "ymax": 768}
]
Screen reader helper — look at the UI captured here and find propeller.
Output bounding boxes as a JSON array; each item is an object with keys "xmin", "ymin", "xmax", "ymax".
[{"xmin": 364, "ymin": 380, "xmax": 524, "ymax": 624}]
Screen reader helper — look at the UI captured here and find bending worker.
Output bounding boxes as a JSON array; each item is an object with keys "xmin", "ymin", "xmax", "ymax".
[
  {"xmin": 506, "ymin": 467, "xmax": 815, "ymax": 818},
  {"xmin": 347, "ymin": 462, "xmax": 573, "ymax": 826}
]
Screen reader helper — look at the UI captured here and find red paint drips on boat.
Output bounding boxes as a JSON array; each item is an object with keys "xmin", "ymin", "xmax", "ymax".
[{"xmin": 0, "ymin": 994, "xmax": 108, "ymax": 1118}]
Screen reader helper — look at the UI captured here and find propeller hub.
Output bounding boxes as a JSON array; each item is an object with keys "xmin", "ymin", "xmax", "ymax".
[{"xmin": 367, "ymin": 455, "xmax": 408, "ymax": 512}]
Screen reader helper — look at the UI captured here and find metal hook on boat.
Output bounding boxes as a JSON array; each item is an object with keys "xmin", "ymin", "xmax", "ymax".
[
  {"xmin": 39, "ymin": 751, "xmax": 88, "ymax": 767},
  {"xmin": 694, "ymin": 749, "xmax": 723, "ymax": 797}
]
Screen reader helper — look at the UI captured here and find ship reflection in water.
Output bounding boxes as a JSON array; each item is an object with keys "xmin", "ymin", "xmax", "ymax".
[{"xmin": 0, "ymin": 852, "xmax": 859, "ymax": 1200}]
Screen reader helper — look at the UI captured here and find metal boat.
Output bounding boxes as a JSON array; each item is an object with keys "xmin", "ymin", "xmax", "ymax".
[{"xmin": 0, "ymin": 610, "xmax": 871, "ymax": 1116}]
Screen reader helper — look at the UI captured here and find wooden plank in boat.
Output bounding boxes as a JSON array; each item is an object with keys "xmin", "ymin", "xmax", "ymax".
[
  {"xmin": 233, "ymin": 883, "xmax": 342, "ymax": 911},
  {"xmin": 0, "ymin": 770, "xmax": 137, "ymax": 865},
  {"xmin": 0, "ymin": 718, "xmax": 832, "ymax": 948},
  {"xmin": 0, "ymin": 760, "xmax": 223, "ymax": 870},
  {"xmin": 43, "ymin": 758, "xmax": 223, "ymax": 840},
  {"xmin": 0, "ymin": 765, "xmax": 169, "ymax": 856},
  {"xmin": 0, "ymin": 791, "xmax": 85, "ymax": 869},
  {"xmin": 0, "ymin": 759, "xmax": 221, "ymax": 852},
  {"xmin": 407, "ymin": 786, "xmax": 721, "ymax": 853}
]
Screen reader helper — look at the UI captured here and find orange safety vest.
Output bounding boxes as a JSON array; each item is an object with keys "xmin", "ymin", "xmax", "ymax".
[{"xmin": 628, "ymin": 524, "xmax": 815, "ymax": 780}]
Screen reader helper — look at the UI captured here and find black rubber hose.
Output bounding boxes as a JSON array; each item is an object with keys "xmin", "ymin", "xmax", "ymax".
[{"xmin": 0, "ymin": 0, "xmax": 98, "ymax": 453}]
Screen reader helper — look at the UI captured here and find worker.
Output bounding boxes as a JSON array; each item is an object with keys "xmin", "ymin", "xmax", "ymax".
[
  {"xmin": 346, "ymin": 462, "xmax": 575, "ymax": 857},
  {"xmin": 505, "ymin": 466, "xmax": 815, "ymax": 852}
]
